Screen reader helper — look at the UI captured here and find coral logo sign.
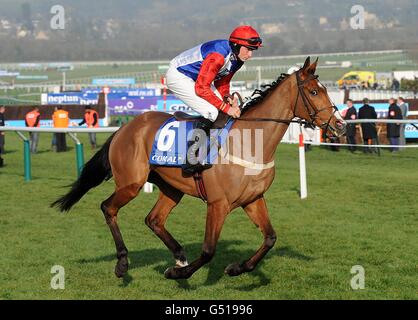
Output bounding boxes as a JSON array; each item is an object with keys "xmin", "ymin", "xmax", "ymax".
[
  {"xmin": 156, "ymin": 99, "xmax": 196, "ymax": 113},
  {"xmin": 405, "ymin": 124, "xmax": 418, "ymax": 138}
]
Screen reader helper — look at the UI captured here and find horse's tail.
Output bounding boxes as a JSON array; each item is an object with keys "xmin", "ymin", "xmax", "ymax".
[{"xmin": 51, "ymin": 132, "xmax": 116, "ymax": 212}]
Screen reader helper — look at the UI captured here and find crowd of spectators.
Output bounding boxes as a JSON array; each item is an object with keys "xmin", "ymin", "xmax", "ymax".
[
  {"xmin": 338, "ymin": 97, "xmax": 408, "ymax": 153},
  {"xmin": 0, "ymin": 105, "xmax": 99, "ymax": 167}
]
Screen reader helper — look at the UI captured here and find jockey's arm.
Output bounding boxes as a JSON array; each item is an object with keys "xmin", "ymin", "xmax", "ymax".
[
  {"xmin": 195, "ymin": 53, "xmax": 231, "ymax": 114},
  {"xmin": 215, "ymin": 73, "xmax": 239, "ymax": 108},
  {"xmin": 214, "ymin": 72, "xmax": 234, "ymax": 100}
]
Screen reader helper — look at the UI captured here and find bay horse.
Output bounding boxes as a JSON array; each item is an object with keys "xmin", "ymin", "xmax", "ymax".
[{"xmin": 52, "ymin": 57, "xmax": 346, "ymax": 280}]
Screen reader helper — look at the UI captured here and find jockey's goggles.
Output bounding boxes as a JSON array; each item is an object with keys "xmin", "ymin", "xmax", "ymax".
[{"xmin": 230, "ymin": 36, "xmax": 263, "ymax": 47}]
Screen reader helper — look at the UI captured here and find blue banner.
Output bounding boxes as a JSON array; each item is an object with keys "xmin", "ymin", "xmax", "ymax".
[
  {"xmin": 82, "ymin": 88, "xmax": 157, "ymax": 96},
  {"xmin": 92, "ymin": 78, "xmax": 136, "ymax": 86},
  {"xmin": 405, "ymin": 124, "xmax": 418, "ymax": 138},
  {"xmin": 108, "ymin": 97, "xmax": 158, "ymax": 115},
  {"xmin": 44, "ymin": 89, "xmax": 159, "ymax": 106},
  {"xmin": 16, "ymin": 75, "xmax": 49, "ymax": 80},
  {"xmin": 44, "ymin": 93, "xmax": 99, "ymax": 105},
  {"xmin": 337, "ymin": 103, "xmax": 394, "ymax": 118}
]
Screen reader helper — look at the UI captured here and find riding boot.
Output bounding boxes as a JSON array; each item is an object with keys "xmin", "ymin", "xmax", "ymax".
[{"xmin": 182, "ymin": 119, "xmax": 213, "ymax": 174}]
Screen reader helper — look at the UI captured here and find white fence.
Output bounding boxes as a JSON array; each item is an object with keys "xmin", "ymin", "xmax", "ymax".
[
  {"xmin": 349, "ymin": 90, "xmax": 417, "ymax": 101},
  {"xmin": 3, "ymin": 119, "xmax": 418, "ymax": 200}
]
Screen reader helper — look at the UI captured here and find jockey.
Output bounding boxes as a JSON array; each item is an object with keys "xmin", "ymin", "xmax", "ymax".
[{"xmin": 166, "ymin": 25, "xmax": 263, "ymax": 173}]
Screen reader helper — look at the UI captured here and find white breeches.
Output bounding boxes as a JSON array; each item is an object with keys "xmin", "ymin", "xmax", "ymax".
[{"xmin": 166, "ymin": 65, "xmax": 220, "ymax": 122}]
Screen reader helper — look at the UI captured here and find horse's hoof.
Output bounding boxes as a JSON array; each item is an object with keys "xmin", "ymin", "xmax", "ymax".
[
  {"xmin": 164, "ymin": 267, "xmax": 179, "ymax": 279},
  {"xmin": 164, "ymin": 266, "xmax": 189, "ymax": 280},
  {"xmin": 115, "ymin": 259, "xmax": 129, "ymax": 278},
  {"xmin": 224, "ymin": 263, "xmax": 244, "ymax": 277}
]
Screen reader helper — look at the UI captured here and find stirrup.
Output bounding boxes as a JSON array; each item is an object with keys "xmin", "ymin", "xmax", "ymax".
[
  {"xmin": 182, "ymin": 119, "xmax": 213, "ymax": 174},
  {"xmin": 182, "ymin": 142, "xmax": 212, "ymax": 174},
  {"xmin": 182, "ymin": 162, "xmax": 212, "ymax": 175}
]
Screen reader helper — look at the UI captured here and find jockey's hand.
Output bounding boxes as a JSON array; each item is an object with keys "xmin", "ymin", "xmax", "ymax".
[
  {"xmin": 227, "ymin": 105, "xmax": 241, "ymax": 118},
  {"xmin": 227, "ymin": 95, "xmax": 239, "ymax": 109}
]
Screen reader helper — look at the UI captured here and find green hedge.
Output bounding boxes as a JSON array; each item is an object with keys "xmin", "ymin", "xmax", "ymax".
[{"xmin": 401, "ymin": 79, "xmax": 418, "ymax": 92}]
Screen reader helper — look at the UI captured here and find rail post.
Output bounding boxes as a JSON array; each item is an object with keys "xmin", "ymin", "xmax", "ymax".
[
  {"xmin": 15, "ymin": 131, "xmax": 32, "ymax": 181},
  {"xmin": 68, "ymin": 132, "xmax": 85, "ymax": 177},
  {"xmin": 299, "ymin": 128, "xmax": 307, "ymax": 199}
]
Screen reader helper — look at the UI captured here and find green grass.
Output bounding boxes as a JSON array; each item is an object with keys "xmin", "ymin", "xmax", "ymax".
[
  {"xmin": 10, "ymin": 64, "xmax": 160, "ymax": 84},
  {"xmin": 0, "ymin": 132, "xmax": 417, "ymax": 300}
]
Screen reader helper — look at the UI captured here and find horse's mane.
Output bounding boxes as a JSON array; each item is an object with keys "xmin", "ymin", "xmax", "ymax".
[{"xmin": 241, "ymin": 73, "xmax": 290, "ymax": 114}]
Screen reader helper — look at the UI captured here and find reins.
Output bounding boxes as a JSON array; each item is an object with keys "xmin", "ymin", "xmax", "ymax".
[{"xmin": 231, "ymin": 71, "xmax": 337, "ymax": 131}]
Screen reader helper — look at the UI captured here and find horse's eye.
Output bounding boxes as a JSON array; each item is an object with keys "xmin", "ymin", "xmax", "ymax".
[{"xmin": 310, "ymin": 90, "xmax": 318, "ymax": 96}]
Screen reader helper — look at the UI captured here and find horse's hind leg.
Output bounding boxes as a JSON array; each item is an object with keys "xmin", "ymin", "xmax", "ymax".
[
  {"xmin": 101, "ymin": 183, "xmax": 142, "ymax": 278},
  {"xmin": 145, "ymin": 189, "xmax": 187, "ymax": 267},
  {"xmin": 225, "ymin": 196, "xmax": 276, "ymax": 277}
]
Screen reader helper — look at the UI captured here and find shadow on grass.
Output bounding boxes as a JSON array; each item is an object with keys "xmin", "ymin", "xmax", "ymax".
[
  {"xmin": 3, "ymin": 149, "xmax": 17, "ymax": 155},
  {"xmin": 30, "ymin": 150, "xmax": 56, "ymax": 155},
  {"xmin": 77, "ymin": 241, "xmax": 314, "ymax": 291}
]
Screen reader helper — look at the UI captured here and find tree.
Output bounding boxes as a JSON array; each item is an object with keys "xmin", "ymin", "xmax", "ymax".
[{"xmin": 21, "ymin": 3, "xmax": 34, "ymax": 33}]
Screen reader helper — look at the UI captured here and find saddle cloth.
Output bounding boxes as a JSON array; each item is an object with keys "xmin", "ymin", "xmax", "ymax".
[{"xmin": 149, "ymin": 117, "xmax": 234, "ymax": 167}]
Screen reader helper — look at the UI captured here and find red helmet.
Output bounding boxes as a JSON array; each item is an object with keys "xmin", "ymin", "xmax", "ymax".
[{"xmin": 229, "ymin": 25, "xmax": 263, "ymax": 49}]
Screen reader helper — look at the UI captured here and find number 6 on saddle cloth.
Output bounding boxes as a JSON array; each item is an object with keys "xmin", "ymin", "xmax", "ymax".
[{"xmin": 149, "ymin": 117, "xmax": 235, "ymax": 167}]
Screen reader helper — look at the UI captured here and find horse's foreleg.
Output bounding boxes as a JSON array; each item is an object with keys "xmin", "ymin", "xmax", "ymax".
[
  {"xmin": 225, "ymin": 196, "xmax": 276, "ymax": 277},
  {"xmin": 145, "ymin": 190, "xmax": 187, "ymax": 267},
  {"xmin": 101, "ymin": 183, "xmax": 141, "ymax": 278},
  {"xmin": 164, "ymin": 200, "xmax": 229, "ymax": 280}
]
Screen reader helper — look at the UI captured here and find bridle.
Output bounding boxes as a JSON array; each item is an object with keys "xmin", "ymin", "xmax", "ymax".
[
  {"xmin": 294, "ymin": 70, "xmax": 339, "ymax": 134},
  {"xmin": 234, "ymin": 71, "xmax": 340, "ymax": 136}
]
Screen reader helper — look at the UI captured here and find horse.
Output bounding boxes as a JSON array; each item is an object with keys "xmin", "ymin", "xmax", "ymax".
[{"xmin": 52, "ymin": 57, "xmax": 346, "ymax": 280}]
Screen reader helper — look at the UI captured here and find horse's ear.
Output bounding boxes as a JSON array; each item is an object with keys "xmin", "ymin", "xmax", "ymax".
[
  {"xmin": 302, "ymin": 57, "xmax": 311, "ymax": 71},
  {"xmin": 306, "ymin": 57, "xmax": 319, "ymax": 75}
]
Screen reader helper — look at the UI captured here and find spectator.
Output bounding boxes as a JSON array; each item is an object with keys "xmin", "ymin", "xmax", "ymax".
[
  {"xmin": 387, "ymin": 98, "xmax": 403, "ymax": 153},
  {"xmin": 397, "ymin": 97, "xmax": 408, "ymax": 146},
  {"xmin": 0, "ymin": 106, "xmax": 5, "ymax": 167},
  {"xmin": 358, "ymin": 98, "xmax": 378, "ymax": 153},
  {"xmin": 52, "ymin": 106, "xmax": 69, "ymax": 152},
  {"xmin": 78, "ymin": 105, "xmax": 99, "ymax": 149},
  {"xmin": 25, "ymin": 107, "xmax": 41, "ymax": 154},
  {"xmin": 343, "ymin": 99, "xmax": 358, "ymax": 153},
  {"xmin": 391, "ymin": 78, "xmax": 400, "ymax": 91},
  {"xmin": 51, "ymin": 106, "xmax": 58, "ymax": 151}
]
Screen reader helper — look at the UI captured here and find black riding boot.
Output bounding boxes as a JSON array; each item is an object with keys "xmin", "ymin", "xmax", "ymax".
[{"xmin": 182, "ymin": 119, "xmax": 213, "ymax": 175}]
